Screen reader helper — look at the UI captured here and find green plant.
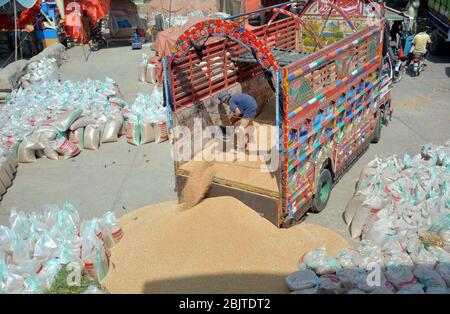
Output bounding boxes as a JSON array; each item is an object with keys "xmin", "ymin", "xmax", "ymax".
[{"xmin": 45, "ymin": 267, "xmax": 95, "ymax": 294}]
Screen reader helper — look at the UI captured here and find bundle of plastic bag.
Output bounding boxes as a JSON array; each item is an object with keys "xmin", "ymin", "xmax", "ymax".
[
  {"xmin": 80, "ymin": 220, "xmax": 110, "ymax": 282},
  {"xmin": 285, "ymin": 269, "xmax": 319, "ymax": 292},
  {"xmin": 0, "ymin": 202, "xmax": 123, "ymax": 293},
  {"xmin": 413, "ymin": 265, "xmax": 447, "ymax": 289},
  {"xmin": 0, "ymin": 78, "xmax": 127, "ymax": 158},
  {"xmin": 299, "ymin": 247, "xmax": 342, "ymax": 275},
  {"xmin": 20, "ymin": 57, "xmax": 59, "ymax": 87},
  {"xmin": 385, "ymin": 265, "xmax": 417, "ymax": 290},
  {"xmin": 336, "ymin": 248, "xmax": 361, "ymax": 268}
]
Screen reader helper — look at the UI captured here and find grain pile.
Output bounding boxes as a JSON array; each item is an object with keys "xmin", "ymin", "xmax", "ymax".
[{"xmin": 102, "ymin": 197, "xmax": 349, "ymax": 293}]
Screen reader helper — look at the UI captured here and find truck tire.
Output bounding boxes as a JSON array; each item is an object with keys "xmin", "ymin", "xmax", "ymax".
[
  {"xmin": 372, "ymin": 109, "xmax": 382, "ymax": 143},
  {"xmin": 430, "ymin": 31, "xmax": 442, "ymax": 56},
  {"xmin": 382, "ymin": 103, "xmax": 390, "ymax": 126},
  {"xmin": 312, "ymin": 169, "xmax": 332, "ymax": 213}
]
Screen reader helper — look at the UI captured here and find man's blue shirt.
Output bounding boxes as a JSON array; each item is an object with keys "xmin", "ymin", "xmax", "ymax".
[{"xmin": 229, "ymin": 94, "xmax": 257, "ymax": 119}]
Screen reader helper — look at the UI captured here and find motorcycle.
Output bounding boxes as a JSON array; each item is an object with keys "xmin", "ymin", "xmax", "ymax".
[
  {"xmin": 90, "ymin": 19, "xmax": 107, "ymax": 52},
  {"xmin": 411, "ymin": 52, "xmax": 425, "ymax": 77}
]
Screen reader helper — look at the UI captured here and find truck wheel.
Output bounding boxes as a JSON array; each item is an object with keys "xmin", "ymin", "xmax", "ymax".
[
  {"xmin": 372, "ymin": 110, "xmax": 382, "ymax": 143},
  {"xmin": 430, "ymin": 31, "xmax": 442, "ymax": 56},
  {"xmin": 382, "ymin": 103, "xmax": 390, "ymax": 126},
  {"xmin": 312, "ymin": 169, "xmax": 332, "ymax": 213}
]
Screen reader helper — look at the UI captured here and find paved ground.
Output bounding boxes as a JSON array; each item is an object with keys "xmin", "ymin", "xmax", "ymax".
[{"xmin": 0, "ymin": 45, "xmax": 449, "ymax": 245}]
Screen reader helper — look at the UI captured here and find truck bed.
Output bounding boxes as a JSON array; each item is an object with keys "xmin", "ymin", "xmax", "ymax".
[{"xmin": 177, "ymin": 123, "xmax": 279, "ymax": 197}]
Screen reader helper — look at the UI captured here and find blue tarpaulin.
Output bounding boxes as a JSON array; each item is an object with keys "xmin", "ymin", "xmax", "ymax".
[{"xmin": 0, "ymin": 0, "xmax": 37, "ymax": 11}]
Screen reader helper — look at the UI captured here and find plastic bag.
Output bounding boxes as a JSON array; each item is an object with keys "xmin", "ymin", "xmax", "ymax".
[
  {"xmin": 81, "ymin": 221, "xmax": 110, "ymax": 281},
  {"xmin": 126, "ymin": 120, "xmax": 141, "ymax": 146},
  {"xmin": 414, "ymin": 265, "xmax": 447, "ymax": 289},
  {"xmin": 140, "ymin": 122, "xmax": 155, "ymax": 144},
  {"xmin": 155, "ymin": 122, "xmax": 169, "ymax": 144},
  {"xmin": 0, "ymin": 226, "xmax": 14, "ymax": 254},
  {"xmin": 363, "ymin": 208, "xmax": 396, "ymax": 246},
  {"xmin": 36, "ymin": 259, "xmax": 61, "ymax": 290},
  {"xmin": 84, "ymin": 125, "xmax": 101, "ymax": 151},
  {"xmin": 300, "ymin": 247, "xmax": 342, "ymax": 275},
  {"xmin": 10, "ymin": 259, "xmax": 41, "ymax": 278},
  {"xmin": 397, "ymin": 283, "xmax": 425, "ymax": 294},
  {"xmin": 52, "ymin": 109, "xmax": 83, "ymax": 132},
  {"xmin": 18, "ymin": 141, "xmax": 37, "ymax": 163},
  {"xmin": 98, "ymin": 211, "xmax": 123, "ymax": 248},
  {"xmin": 410, "ymin": 245, "xmax": 438, "ymax": 266},
  {"xmin": 427, "ymin": 246, "xmax": 450, "ymax": 264},
  {"xmin": 286, "ymin": 270, "xmax": 319, "ymax": 291},
  {"xmin": 336, "ymin": 268, "xmax": 364, "ymax": 290},
  {"xmin": 343, "ymin": 194, "xmax": 363, "ymax": 226},
  {"xmin": 4, "ymin": 271, "xmax": 25, "ymax": 293},
  {"xmin": 439, "ymin": 229, "xmax": 450, "ymax": 251},
  {"xmin": 317, "ymin": 274, "xmax": 344, "ymax": 294},
  {"xmin": 359, "ymin": 240, "xmax": 385, "ymax": 270},
  {"xmin": 385, "ymin": 265, "xmax": 417, "ymax": 290},
  {"xmin": 350, "ymin": 204, "xmax": 374, "ymax": 239},
  {"xmin": 9, "ymin": 209, "xmax": 31, "ymax": 240},
  {"xmin": 101, "ymin": 114, "xmax": 123, "ymax": 143},
  {"xmin": 145, "ymin": 63, "xmax": 156, "ymax": 84},
  {"xmin": 11, "ymin": 233, "xmax": 32, "ymax": 265},
  {"xmin": 336, "ymin": 248, "xmax": 361, "ymax": 268},
  {"xmin": 33, "ymin": 232, "xmax": 58, "ymax": 262},
  {"xmin": 42, "ymin": 145, "xmax": 59, "ymax": 160},
  {"xmin": 70, "ymin": 116, "xmax": 97, "ymax": 131},
  {"xmin": 68, "ymin": 129, "xmax": 84, "ymax": 148},
  {"xmin": 436, "ymin": 263, "xmax": 450, "ymax": 287},
  {"xmin": 53, "ymin": 134, "xmax": 80, "ymax": 159}
]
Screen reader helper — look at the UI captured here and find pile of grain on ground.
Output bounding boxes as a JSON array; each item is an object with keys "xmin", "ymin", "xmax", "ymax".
[
  {"xmin": 180, "ymin": 161, "xmax": 215, "ymax": 210},
  {"xmin": 102, "ymin": 197, "xmax": 349, "ymax": 293}
]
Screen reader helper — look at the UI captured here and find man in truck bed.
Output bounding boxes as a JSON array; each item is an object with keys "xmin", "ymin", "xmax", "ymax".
[{"xmin": 218, "ymin": 91, "xmax": 257, "ymax": 148}]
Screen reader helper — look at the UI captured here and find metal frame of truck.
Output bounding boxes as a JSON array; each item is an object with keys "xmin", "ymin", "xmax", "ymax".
[
  {"xmin": 428, "ymin": 10, "xmax": 450, "ymax": 54},
  {"xmin": 162, "ymin": 0, "xmax": 393, "ymax": 227}
]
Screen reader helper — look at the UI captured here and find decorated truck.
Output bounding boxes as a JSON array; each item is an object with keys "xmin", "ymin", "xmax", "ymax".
[
  {"xmin": 426, "ymin": 0, "xmax": 450, "ymax": 54},
  {"xmin": 162, "ymin": 0, "xmax": 393, "ymax": 227}
]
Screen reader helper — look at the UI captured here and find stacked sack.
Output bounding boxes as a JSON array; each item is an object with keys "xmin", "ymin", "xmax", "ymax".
[
  {"xmin": 0, "ymin": 77, "xmax": 128, "ymax": 162},
  {"xmin": 138, "ymin": 53, "xmax": 156, "ymax": 84},
  {"xmin": 345, "ymin": 141, "xmax": 449, "ymax": 247},
  {"xmin": 19, "ymin": 57, "xmax": 59, "ymax": 88},
  {"xmin": 125, "ymin": 88, "xmax": 168, "ymax": 146},
  {"xmin": 286, "ymin": 141, "xmax": 450, "ymax": 294},
  {"xmin": 287, "ymin": 243, "xmax": 450, "ymax": 294},
  {"xmin": 0, "ymin": 202, "xmax": 123, "ymax": 293},
  {"xmin": 0, "ymin": 146, "xmax": 18, "ymax": 201}
]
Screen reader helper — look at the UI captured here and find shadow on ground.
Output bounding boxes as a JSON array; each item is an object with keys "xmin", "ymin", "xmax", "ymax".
[{"xmin": 143, "ymin": 273, "xmax": 289, "ymax": 294}]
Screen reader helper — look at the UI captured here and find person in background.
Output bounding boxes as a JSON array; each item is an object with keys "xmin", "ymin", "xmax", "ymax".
[
  {"xmin": 218, "ymin": 91, "xmax": 258, "ymax": 149},
  {"xmin": 81, "ymin": 10, "xmax": 92, "ymax": 44},
  {"xmin": 406, "ymin": 26, "xmax": 432, "ymax": 66}
]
